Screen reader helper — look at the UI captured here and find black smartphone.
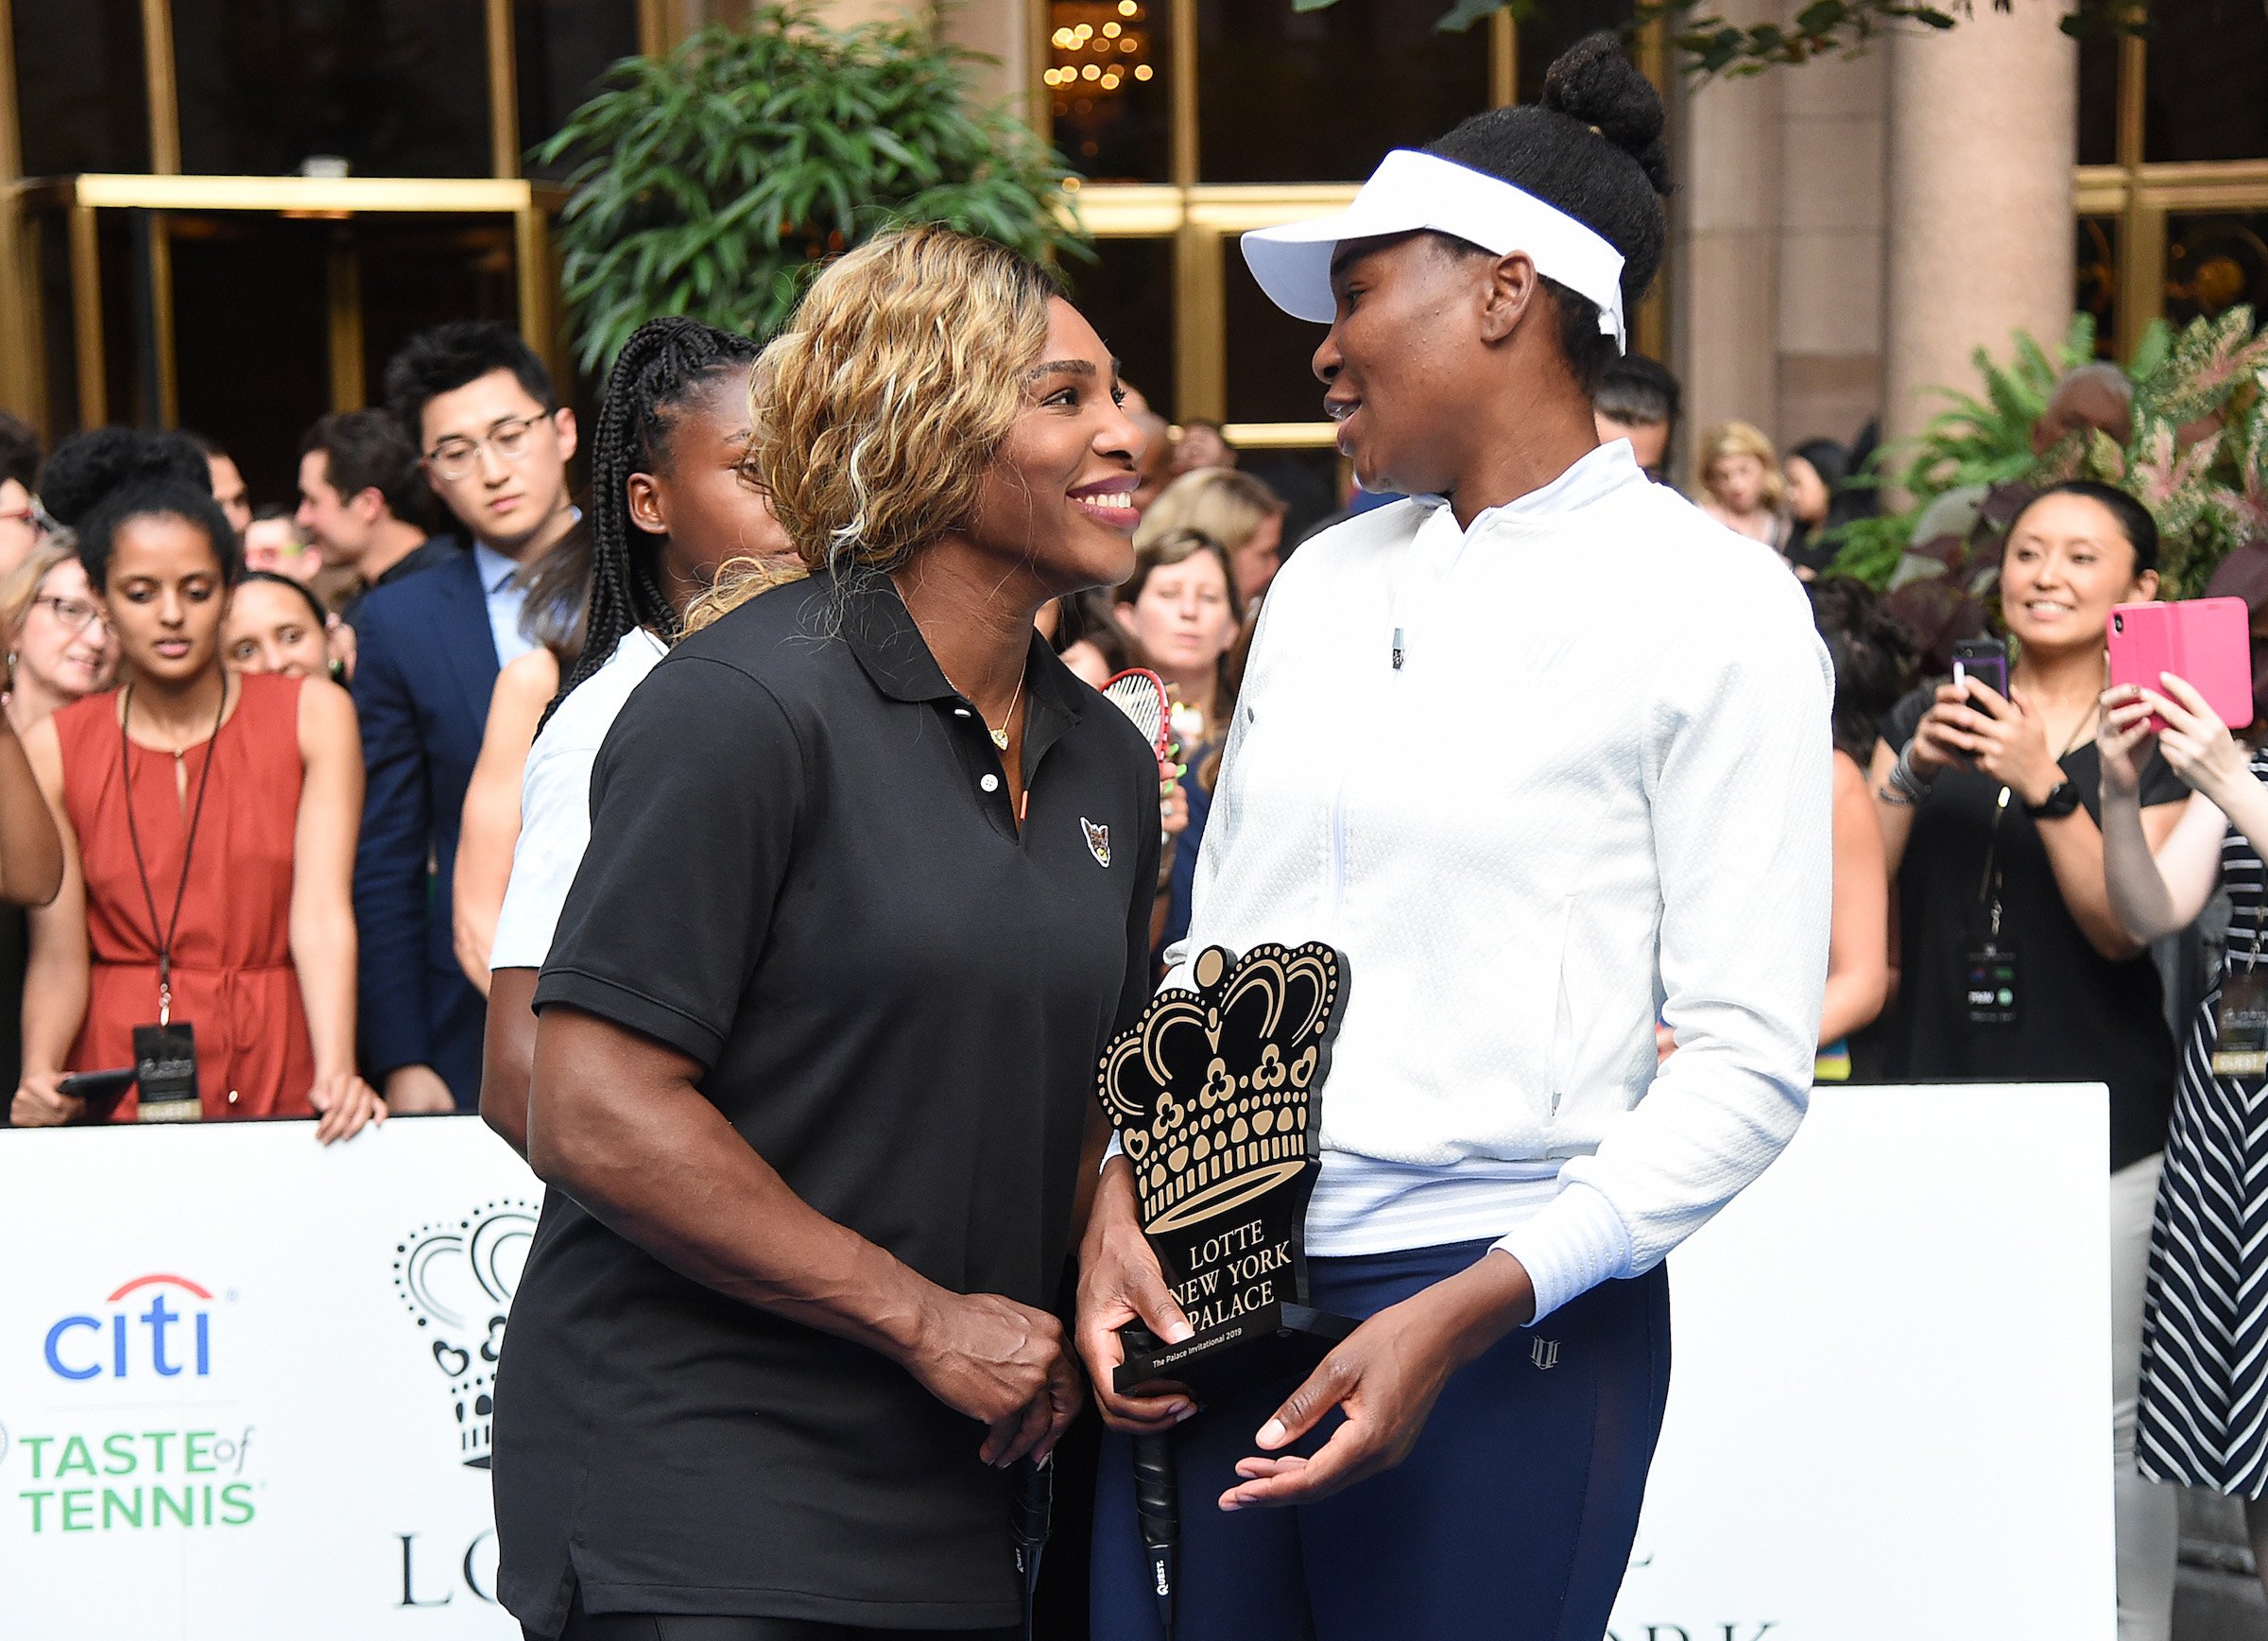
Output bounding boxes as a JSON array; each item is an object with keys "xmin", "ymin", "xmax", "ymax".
[
  {"xmin": 1950, "ymin": 637, "xmax": 2011, "ymax": 703},
  {"xmin": 60, "ymin": 1067, "xmax": 137, "ymax": 1100},
  {"xmin": 59, "ymin": 1066, "xmax": 137, "ymax": 1121}
]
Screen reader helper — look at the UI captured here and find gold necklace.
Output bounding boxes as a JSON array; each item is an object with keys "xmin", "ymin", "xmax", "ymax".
[
  {"xmin": 987, "ymin": 672, "xmax": 1023, "ymax": 751},
  {"xmin": 948, "ymin": 665, "xmax": 1025, "ymax": 751}
]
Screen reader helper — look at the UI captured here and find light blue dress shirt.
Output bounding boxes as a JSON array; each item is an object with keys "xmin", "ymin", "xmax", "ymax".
[{"xmin": 471, "ymin": 541, "xmax": 537, "ymax": 667}]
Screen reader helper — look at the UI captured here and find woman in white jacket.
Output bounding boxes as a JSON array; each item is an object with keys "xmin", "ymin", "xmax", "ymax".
[{"xmin": 1077, "ymin": 34, "xmax": 1833, "ymax": 1641}]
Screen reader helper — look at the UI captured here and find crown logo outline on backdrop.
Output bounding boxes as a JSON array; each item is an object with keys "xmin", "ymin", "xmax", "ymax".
[
  {"xmin": 393, "ymin": 1201, "xmax": 538, "ymax": 1469},
  {"xmin": 1098, "ymin": 941, "xmax": 1340, "ymax": 1235}
]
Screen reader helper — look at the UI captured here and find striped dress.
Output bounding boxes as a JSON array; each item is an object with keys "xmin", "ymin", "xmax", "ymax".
[{"xmin": 2139, "ymin": 751, "xmax": 2268, "ymax": 1494}]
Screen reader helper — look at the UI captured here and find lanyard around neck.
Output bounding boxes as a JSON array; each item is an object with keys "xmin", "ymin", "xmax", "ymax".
[
  {"xmin": 119, "ymin": 679, "xmax": 228, "ymax": 1025},
  {"xmin": 1977, "ymin": 705, "xmax": 2097, "ymax": 930}
]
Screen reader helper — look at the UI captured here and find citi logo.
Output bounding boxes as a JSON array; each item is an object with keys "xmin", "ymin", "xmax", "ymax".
[
  {"xmin": 44, "ymin": 1274, "xmax": 216, "ymax": 1382},
  {"xmin": 1531, "ymin": 1338, "xmax": 1559, "ymax": 1371}
]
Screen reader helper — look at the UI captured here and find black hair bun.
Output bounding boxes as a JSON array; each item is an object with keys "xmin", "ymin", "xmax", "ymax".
[
  {"xmin": 1540, "ymin": 32, "xmax": 1670, "ymax": 197},
  {"xmin": 39, "ymin": 427, "xmax": 211, "ymax": 527}
]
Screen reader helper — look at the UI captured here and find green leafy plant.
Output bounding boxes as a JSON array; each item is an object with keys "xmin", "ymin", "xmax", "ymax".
[
  {"xmin": 1835, "ymin": 308, "xmax": 2268, "ymax": 601},
  {"xmin": 1292, "ymin": 0, "xmax": 2151, "ymax": 78},
  {"xmin": 2038, "ymin": 306, "xmax": 2268, "ymax": 595},
  {"xmin": 1825, "ymin": 315, "xmax": 2101, "ymax": 587},
  {"xmin": 536, "ymin": 7, "xmax": 1088, "ymax": 374}
]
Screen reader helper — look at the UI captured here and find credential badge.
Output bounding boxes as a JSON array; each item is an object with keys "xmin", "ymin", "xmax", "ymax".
[{"xmin": 1082, "ymin": 817, "xmax": 1111, "ymax": 868}]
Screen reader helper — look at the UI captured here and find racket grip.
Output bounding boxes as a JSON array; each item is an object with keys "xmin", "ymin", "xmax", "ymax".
[
  {"xmin": 1011, "ymin": 1456, "xmax": 1052, "ymax": 1640},
  {"xmin": 1132, "ymin": 1431, "xmax": 1178, "ymax": 1639},
  {"xmin": 1012, "ymin": 1454, "xmax": 1053, "ymax": 1568}
]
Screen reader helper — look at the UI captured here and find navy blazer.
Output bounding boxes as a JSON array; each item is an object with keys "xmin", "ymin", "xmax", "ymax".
[{"xmin": 350, "ymin": 544, "xmax": 496, "ymax": 1108}]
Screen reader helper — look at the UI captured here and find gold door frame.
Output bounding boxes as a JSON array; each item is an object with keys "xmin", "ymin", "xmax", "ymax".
[
  {"xmin": 1042, "ymin": 2, "xmax": 1667, "ymax": 450},
  {"xmin": 17, "ymin": 175, "xmax": 566, "ymax": 430},
  {"xmin": 0, "ymin": 0, "xmax": 643, "ymax": 436},
  {"xmin": 2077, "ymin": 27, "xmax": 2268, "ymax": 359}
]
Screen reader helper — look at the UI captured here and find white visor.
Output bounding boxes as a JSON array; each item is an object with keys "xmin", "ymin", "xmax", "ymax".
[{"xmin": 1240, "ymin": 148, "xmax": 1627, "ymax": 353}]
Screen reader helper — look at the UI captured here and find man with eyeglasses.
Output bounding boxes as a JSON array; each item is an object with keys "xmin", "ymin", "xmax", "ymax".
[
  {"xmin": 0, "ymin": 410, "xmax": 44, "ymax": 581},
  {"xmin": 352, "ymin": 321, "xmax": 579, "ymax": 1117}
]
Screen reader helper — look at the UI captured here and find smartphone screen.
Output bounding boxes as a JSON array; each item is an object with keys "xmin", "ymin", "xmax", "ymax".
[{"xmin": 1950, "ymin": 639, "xmax": 2010, "ymax": 701}]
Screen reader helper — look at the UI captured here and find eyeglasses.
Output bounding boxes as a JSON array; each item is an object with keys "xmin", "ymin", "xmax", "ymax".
[
  {"xmin": 424, "ymin": 414, "xmax": 550, "ymax": 484},
  {"xmin": 34, "ymin": 594, "xmax": 109, "ymax": 633}
]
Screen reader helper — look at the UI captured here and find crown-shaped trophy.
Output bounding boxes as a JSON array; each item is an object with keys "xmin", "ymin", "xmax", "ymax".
[
  {"xmin": 393, "ymin": 1201, "xmax": 537, "ymax": 1469},
  {"xmin": 1096, "ymin": 941, "xmax": 1354, "ymax": 1400}
]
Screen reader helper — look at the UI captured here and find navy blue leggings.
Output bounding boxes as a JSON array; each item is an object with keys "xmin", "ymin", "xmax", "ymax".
[{"xmin": 1091, "ymin": 1241, "xmax": 1672, "ymax": 1641}]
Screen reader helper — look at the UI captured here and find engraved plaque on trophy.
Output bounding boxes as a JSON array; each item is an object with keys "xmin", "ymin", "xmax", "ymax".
[{"xmin": 1095, "ymin": 941, "xmax": 1355, "ymax": 1400}]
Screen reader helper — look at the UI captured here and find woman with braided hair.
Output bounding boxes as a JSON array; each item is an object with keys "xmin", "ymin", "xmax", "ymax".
[{"xmin": 473, "ymin": 315, "xmax": 785, "ymax": 1157}]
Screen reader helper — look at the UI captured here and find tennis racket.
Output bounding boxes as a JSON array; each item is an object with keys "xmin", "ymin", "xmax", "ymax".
[
  {"xmin": 1101, "ymin": 665, "xmax": 1183, "ymax": 1634},
  {"xmin": 1101, "ymin": 667, "xmax": 1173, "ymax": 761}
]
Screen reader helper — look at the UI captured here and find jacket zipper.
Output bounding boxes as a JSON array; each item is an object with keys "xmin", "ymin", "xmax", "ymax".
[{"xmin": 1548, "ymin": 897, "xmax": 1576, "ymax": 1117}]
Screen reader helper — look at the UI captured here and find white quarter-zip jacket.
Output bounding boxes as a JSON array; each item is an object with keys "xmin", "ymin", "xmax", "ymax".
[{"xmin": 1168, "ymin": 441, "xmax": 1833, "ymax": 1322}]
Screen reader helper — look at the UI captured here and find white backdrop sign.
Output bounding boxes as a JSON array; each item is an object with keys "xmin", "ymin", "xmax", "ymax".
[
  {"xmin": 0, "ymin": 1087, "xmax": 2111, "ymax": 1638},
  {"xmin": 0, "ymin": 1115, "xmax": 536, "ymax": 1636},
  {"xmin": 1606, "ymin": 1081, "xmax": 2114, "ymax": 1641}
]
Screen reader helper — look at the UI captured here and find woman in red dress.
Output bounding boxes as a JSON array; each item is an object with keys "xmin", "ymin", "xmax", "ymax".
[{"xmin": 8, "ymin": 430, "xmax": 379, "ymax": 1142}]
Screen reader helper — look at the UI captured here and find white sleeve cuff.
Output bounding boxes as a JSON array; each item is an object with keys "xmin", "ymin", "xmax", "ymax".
[
  {"xmin": 1492, "ymin": 1181, "xmax": 1633, "ymax": 1324},
  {"xmin": 1102, "ymin": 1131, "xmax": 1125, "ymax": 1168}
]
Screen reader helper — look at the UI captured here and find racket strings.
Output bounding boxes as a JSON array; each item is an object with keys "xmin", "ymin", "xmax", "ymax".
[{"xmin": 1102, "ymin": 668, "xmax": 1172, "ymax": 758}]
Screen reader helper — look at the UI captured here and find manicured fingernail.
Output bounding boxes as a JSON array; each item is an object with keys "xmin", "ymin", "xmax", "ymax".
[
  {"xmin": 1165, "ymin": 1321, "xmax": 1194, "ymax": 1344},
  {"xmin": 1173, "ymin": 1403, "xmax": 1197, "ymax": 1424},
  {"xmin": 1257, "ymin": 1419, "xmax": 1286, "ymax": 1446},
  {"xmin": 1220, "ymin": 1499, "xmax": 1241, "ymax": 1512}
]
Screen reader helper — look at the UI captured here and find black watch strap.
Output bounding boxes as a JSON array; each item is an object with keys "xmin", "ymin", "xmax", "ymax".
[{"xmin": 2025, "ymin": 780, "xmax": 2082, "ymax": 820}]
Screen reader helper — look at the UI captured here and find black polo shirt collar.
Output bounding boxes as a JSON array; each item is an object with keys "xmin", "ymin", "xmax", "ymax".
[
  {"xmin": 839, "ymin": 570, "xmax": 955, "ymax": 703},
  {"xmin": 836, "ymin": 569, "xmax": 1091, "ymax": 793}
]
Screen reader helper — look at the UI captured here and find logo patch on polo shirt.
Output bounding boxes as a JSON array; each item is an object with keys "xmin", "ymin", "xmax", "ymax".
[{"xmin": 1081, "ymin": 818, "xmax": 1111, "ymax": 868}]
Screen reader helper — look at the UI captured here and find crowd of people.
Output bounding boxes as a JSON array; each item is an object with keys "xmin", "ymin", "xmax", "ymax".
[
  {"xmin": 0, "ymin": 314, "xmax": 1320, "ymax": 1143},
  {"xmin": 0, "ymin": 44, "xmax": 2258, "ymax": 1641}
]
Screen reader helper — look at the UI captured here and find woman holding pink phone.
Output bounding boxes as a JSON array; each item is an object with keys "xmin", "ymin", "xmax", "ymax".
[
  {"xmin": 1868, "ymin": 477, "xmax": 2187, "ymax": 1639},
  {"xmin": 2101, "ymin": 541, "xmax": 2268, "ymax": 1615}
]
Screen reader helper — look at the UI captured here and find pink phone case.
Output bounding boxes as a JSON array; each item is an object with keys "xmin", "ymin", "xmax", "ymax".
[{"xmin": 2107, "ymin": 596, "xmax": 2255, "ymax": 729}]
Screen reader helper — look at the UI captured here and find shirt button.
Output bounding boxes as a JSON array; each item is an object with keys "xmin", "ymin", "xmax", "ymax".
[{"xmin": 980, "ymin": 773, "xmax": 1001, "ymax": 793}]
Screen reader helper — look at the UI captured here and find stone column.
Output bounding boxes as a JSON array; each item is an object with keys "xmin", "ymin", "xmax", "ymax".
[
  {"xmin": 746, "ymin": 2, "xmax": 1030, "ymax": 113},
  {"xmin": 1882, "ymin": 5, "xmax": 2077, "ymax": 456},
  {"xmin": 936, "ymin": 2, "xmax": 1035, "ymax": 118},
  {"xmin": 1671, "ymin": 60, "xmax": 1784, "ymax": 478},
  {"xmin": 1776, "ymin": 42, "xmax": 1889, "ymax": 451}
]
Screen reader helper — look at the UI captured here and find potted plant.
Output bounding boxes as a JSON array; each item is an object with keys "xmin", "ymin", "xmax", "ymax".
[{"xmin": 538, "ymin": 5, "xmax": 1088, "ymax": 373}]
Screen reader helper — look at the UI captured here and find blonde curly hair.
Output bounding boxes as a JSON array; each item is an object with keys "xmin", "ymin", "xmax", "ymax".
[{"xmin": 749, "ymin": 222, "xmax": 1059, "ymax": 580}]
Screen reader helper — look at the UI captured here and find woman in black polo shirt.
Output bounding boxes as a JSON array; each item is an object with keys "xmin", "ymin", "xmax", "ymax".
[{"xmin": 492, "ymin": 226, "xmax": 1162, "ymax": 1640}]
